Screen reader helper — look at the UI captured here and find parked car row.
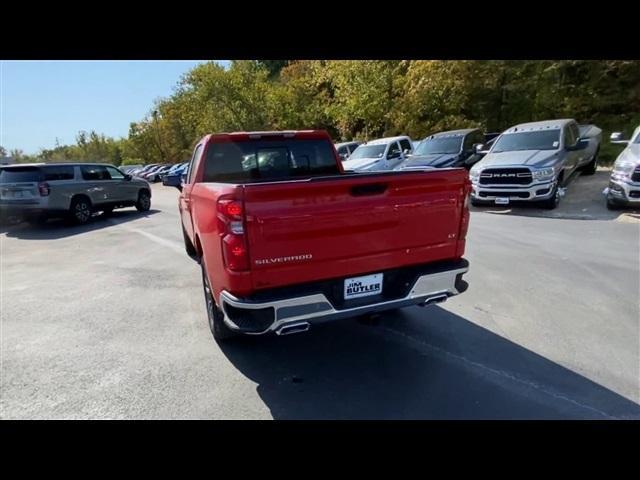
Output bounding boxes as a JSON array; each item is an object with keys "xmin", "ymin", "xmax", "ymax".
[
  {"xmin": 338, "ymin": 118, "xmax": 603, "ymax": 210},
  {"xmin": 162, "ymin": 163, "xmax": 189, "ymax": 186},
  {"xmin": 123, "ymin": 162, "xmax": 189, "ymax": 183}
]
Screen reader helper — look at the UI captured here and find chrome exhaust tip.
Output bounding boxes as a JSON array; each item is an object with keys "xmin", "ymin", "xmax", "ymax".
[
  {"xmin": 423, "ymin": 294, "xmax": 448, "ymax": 306},
  {"xmin": 275, "ymin": 321, "xmax": 311, "ymax": 336}
]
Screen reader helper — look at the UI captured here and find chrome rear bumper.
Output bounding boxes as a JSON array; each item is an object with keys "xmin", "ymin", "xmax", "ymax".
[{"xmin": 218, "ymin": 261, "xmax": 469, "ymax": 335}]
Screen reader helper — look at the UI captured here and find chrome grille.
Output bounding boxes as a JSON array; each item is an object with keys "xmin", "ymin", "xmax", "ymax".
[{"xmin": 479, "ymin": 168, "xmax": 532, "ymax": 185}]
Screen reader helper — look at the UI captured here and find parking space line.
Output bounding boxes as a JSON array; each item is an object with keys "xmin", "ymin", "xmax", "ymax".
[{"xmin": 107, "ymin": 220, "xmax": 184, "ymax": 255}]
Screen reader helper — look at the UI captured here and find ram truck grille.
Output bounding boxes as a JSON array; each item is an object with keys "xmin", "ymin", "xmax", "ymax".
[{"xmin": 479, "ymin": 168, "xmax": 533, "ymax": 185}]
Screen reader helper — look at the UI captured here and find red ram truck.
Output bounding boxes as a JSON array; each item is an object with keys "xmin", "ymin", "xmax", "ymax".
[{"xmin": 172, "ymin": 130, "xmax": 470, "ymax": 341}]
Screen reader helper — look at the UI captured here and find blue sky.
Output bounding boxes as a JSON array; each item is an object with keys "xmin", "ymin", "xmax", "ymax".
[{"xmin": 1, "ymin": 60, "xmax": 229, "ymax": 155}]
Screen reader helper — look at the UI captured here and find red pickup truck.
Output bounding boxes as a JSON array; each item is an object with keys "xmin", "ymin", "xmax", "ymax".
[{"xmin": 173, "ymin": 130, "xmax": 470, "ymax": 341}]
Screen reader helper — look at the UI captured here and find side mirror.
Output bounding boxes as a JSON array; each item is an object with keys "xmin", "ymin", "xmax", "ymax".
[
  {"xmin": 610, "ymin": 132, "xmax": 629, "ymax": 145},
  {"xmin": 403, "ymin": 149, "xmax": 411, "ymax": 155},
  {"xmin": 475, "ymin": 144, "xmax": 490, "ymax": 154},
  {"xmin": 567, "ymin": 138, "xmax": 589, "ymax": 151},
  {"xmin": 124, "ymin": 174, "xmax": 132, "ymax": 181},
  {"xmin": 163, "ymin": 174, "xmax": 183, "ymax": 191}
]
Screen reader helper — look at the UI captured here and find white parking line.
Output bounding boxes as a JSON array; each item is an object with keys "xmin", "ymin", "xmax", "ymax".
[{"xmin": 107, "ymin": 220, "xmax": 185, "ymax": 255}]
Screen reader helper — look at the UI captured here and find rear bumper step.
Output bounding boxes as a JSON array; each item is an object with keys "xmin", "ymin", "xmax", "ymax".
[{"xmin": 219, "ymin": 259, "xmax": 469, "ymax": 335}]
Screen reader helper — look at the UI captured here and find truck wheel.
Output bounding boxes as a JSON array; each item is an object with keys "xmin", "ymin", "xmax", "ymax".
[
  {"xmin": 539, "ymin": 184, "xmax": 560, "ymax": 210},
  {"xmin": 201, "ymin": 259, "xmax": 237, "ymax": 342},
  {"xmin": 581, "ymin": 150, "xmax": 598, "ymax": 176},
  {"xmin": 606, "ymin": 197, "xmax": 622, "ymax": 210},
  {"xmin": 136, "ymin": 190, "xmax": 151, "ymax": 212},
  {"xmin": 69, "ymin": 197, "xmax": 92, "ymax": 224}
]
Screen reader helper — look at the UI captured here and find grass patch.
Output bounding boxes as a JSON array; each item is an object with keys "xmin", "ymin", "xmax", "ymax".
[{"xmin": 599, "ymin": 141, "xmax": 626, "ymax": 166}]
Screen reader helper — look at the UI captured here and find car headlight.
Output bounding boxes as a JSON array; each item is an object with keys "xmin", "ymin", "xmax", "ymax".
[
  {"xmin": 613, "ymin": 162, "xmax": 635, "ymax": 177},
  {"xmin": 532, "ymin": 168, "xmax": 555, "ymax": 181},
  {"xmin": 469, "ymin": 167, "xmax": 481, "ymax": 181}
]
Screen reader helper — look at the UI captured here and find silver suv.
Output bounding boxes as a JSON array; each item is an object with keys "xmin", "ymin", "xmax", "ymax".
[{"xmin": 0, "ymin": 163, "xmax": 151, "ymax": 225}]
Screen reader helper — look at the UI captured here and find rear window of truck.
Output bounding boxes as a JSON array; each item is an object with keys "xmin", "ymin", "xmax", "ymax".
[
  {"xmin": 202, "ymin": 139, "xmax": 340, "ymax": 183},
  {"xmin": 0, "ymin": 167, "xmax": 42, "ymax": 183}
]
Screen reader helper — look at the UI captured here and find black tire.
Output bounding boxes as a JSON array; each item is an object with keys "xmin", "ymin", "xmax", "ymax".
[
  {"xmin": 201, "ymin": 259, "xmax": 237, "ymax": 342},
  {"xmin": 606, "ymin": 197, "xmax": 622, "ymax": 210},
  {"xmin": 539, "ymin": 183, "xmax": 561, "ymax": 210},
  {"xmin": 581, "ymin": 150, "xmax": 598, "ymax": 176},
  {"xmin": 136, "ymin": 190, "xmax": 151, "ymax": 212},
  {"xmin": 69, "ymin": 197, "xmax": 92, "ymax": 224}
]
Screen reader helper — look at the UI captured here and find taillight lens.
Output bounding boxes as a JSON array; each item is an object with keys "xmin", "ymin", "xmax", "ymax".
[
  {"xmin": 38, "ymin": 182, "xmax": 50, "ymax": 196},
  {"xmin": 217, "ymin": 197, "xmax": 248, "ymax": 271},
  {"xmin": 221, "ymin": 228, "xmax": 249, "ymax": 271},
  {"xmin": 225, "ymin": 201, "xmax": 242, "ymax": 216},
  {"xmin": 459, "ymin": 186, "xmax": 471, "ymax": 240}
]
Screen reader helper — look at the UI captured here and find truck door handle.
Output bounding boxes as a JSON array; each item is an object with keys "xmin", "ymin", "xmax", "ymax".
[{"xmin": 350, "ymin": 183, "xmax": 388, "ymax": 196}]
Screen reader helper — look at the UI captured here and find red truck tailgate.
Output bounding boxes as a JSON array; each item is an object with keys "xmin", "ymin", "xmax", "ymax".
[{"xmin": 244, "ymin": 169, "xmax": 468, "ymax": 290}]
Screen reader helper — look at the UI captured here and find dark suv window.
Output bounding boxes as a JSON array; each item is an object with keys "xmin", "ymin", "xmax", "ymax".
[
  {"xmin": 0, "ymin": 167, "xmax": 42, "ymax": 183},
  {"xmin": 387, "ymin": 142, "xmax": 402, "ymax": 158},
  {"xmin": 463, "ymin": 133, "xmax": 475, "ymax": 151},
  {"xmin": 564, "ymin": 126, "xmax": 577, "ymax": 147},
  {"xmin": 106, "ymin": 166, "xmax": 125, "ymax": 180},
  {"xmin": 399, "ymin": 139, "xmax": 412, "ymax": 153},
  {"xmin": 203, "ymin": 139, "xmax": 340, "ymax": 183},
  {"xmin": 81, "ymin": 165, "xmax": 110, "ymax": 181},
  {"xmin": 42, "ymin": 166, "xmax": 75, "ymax": 181}
]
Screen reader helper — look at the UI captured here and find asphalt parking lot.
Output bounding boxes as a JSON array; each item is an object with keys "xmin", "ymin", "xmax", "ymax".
[{"xmin": 1, "ymin": 172, "xmax": 639, "ymax": 419}]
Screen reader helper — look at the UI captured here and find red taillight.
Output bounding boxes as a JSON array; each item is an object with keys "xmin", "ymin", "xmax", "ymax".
[
  {"xmin": 38, "ymin": 182, "xmax": 50, "ymax": 196},
  {"xmin": 225, "ymin": 202, "xmax": 242, "ymax": 216},
  {"xmin": 222, "ymin": 232, "xmax": 249, "ymax": 271},
  {"xmin": 459, "ymin": 185, "xmax": 471, "ymax": 240},
  {"xmin": 217, "ymin": 197, "xmax": 248, "ymax": 271}
]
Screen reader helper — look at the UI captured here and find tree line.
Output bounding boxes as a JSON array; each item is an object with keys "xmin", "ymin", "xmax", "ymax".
[{"xmin": 4, "ymin": 60, "xmax": 639, "ymax": 166}]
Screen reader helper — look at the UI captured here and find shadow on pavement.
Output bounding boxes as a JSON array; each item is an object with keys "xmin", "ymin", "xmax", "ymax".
[
  {"xmin": 219, "ymin": 306, "xmax": 640, "ymax": 419},
  {"xmin": 471, "ymin": 170, "xmax": 640, "ymax": 221},
  {"xmin": 1, "ymin": 208, "xmax": 160, "ymax": 240}
]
